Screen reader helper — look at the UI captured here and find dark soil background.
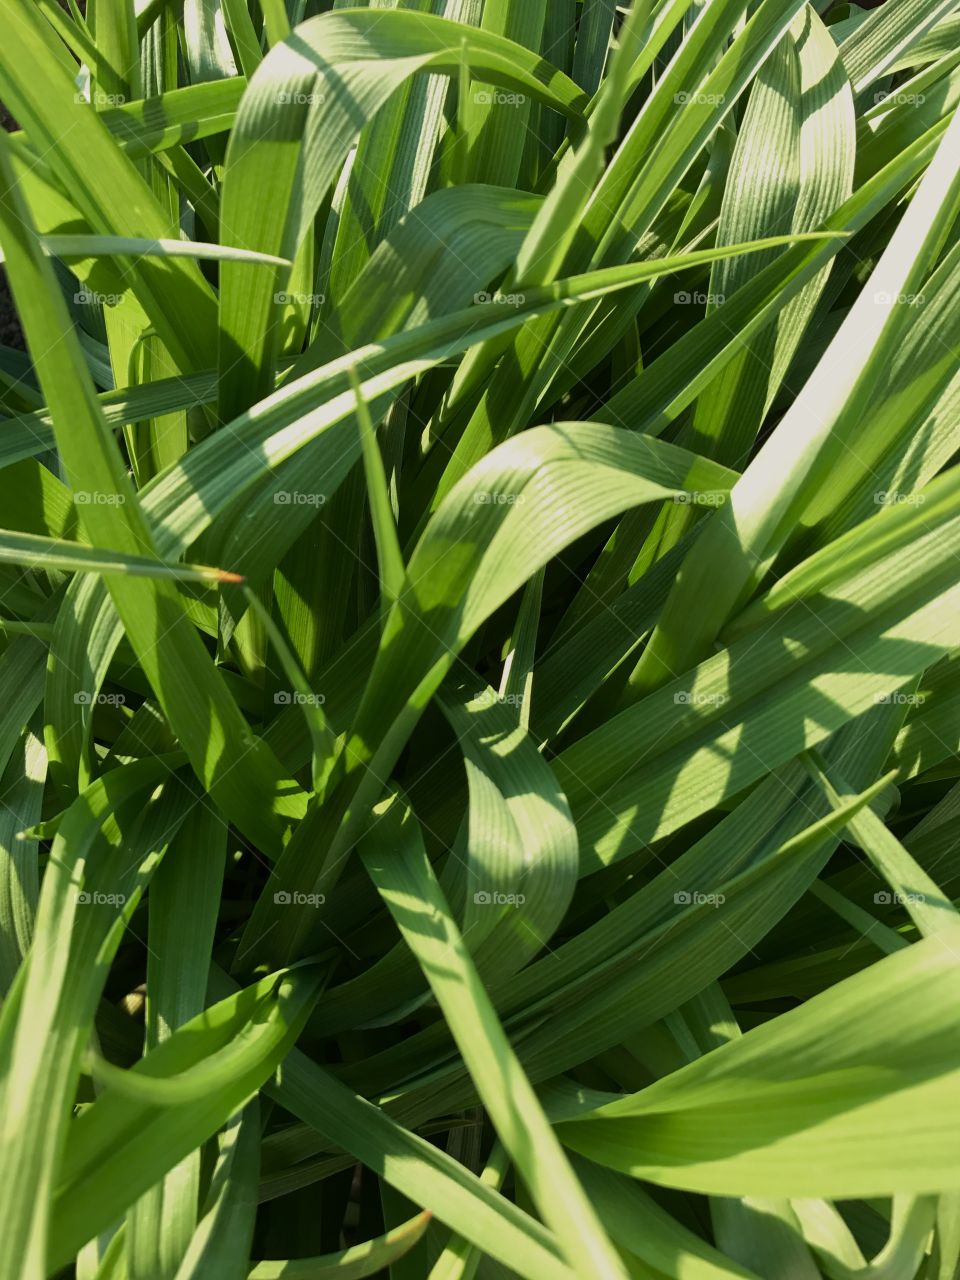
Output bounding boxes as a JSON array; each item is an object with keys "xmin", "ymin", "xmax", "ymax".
[{"xmin": 0, "ymin": 99, "xmax": 21, "ymax": 351}]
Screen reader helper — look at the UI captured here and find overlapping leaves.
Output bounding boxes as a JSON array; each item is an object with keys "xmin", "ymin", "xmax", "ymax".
[{"xmin": 0, "ymin": 2, "xmax": 958, "ymax": 1279}]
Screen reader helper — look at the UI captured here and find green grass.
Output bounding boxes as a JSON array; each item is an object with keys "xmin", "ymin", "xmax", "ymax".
[{"xmin": 0, "ymin": 0, "xmax": 959, "ymax": 1276}]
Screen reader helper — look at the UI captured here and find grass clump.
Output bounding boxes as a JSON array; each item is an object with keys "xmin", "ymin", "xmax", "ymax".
[{"xmin": 0, "ymin": 0, "xmax": 959, "ymax": 1276}]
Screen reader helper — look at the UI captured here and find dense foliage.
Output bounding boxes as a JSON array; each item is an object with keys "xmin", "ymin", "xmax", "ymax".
[{"xmin": 0, "ymin": 0, "xmax": 959, "ymax": 1276}]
